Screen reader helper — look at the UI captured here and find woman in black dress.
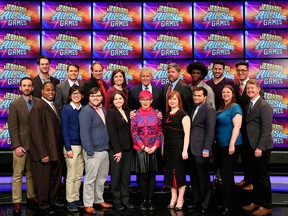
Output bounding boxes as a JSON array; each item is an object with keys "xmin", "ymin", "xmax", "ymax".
[{"xmin": 163, "ymin": 91, "xmax": 191, "ymax": 211}]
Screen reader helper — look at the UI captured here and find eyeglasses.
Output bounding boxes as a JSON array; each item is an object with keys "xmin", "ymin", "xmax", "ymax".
[
  {"xmin": 139, "ymin": 98, "xmax": 152, "ymax": 102},
  {"xmin": 90, "ymin": 94, "xmax": 102, "ymax": 98},
  {"xmin": 236, "ymin": 69, "xmax": 248, "ymax": 73}
]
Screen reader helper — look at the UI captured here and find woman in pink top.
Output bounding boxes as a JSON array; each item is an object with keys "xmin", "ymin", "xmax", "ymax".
[{"xmin": 130, "ymin": 90, "xmax": 162, "ymax": 211}]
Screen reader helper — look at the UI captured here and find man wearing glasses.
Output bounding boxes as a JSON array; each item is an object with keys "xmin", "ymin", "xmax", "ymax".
[
  {"xmin": 83, "ymin": 62, "xmax": 108, "ymax": 105},
  {"xmin": 79, "ymin": 87, "xmax": 112, "ymax": 215}
]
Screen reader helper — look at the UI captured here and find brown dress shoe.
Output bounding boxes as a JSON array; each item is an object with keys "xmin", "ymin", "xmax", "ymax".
[
  {"xmin": 252, "ymin": 207, "xmax": 272, "ymax": 216},
  {"xmin": 84, "ymin": 206, "xmax": 97, "ymax": 215},
  {"xmin": 243, "ymin": 203, "xmax": 260, "ymax": 211},
  {"xmin": 13, "ymin": 203, "xmax": 21, "ymax": 214},
  {"xmin": 235, "ymin": 179, "xmax": 247, "ymax": 187},
  {"xmin": 99, "ymin": 202, "xmax": 113, "ymax": 208},
  {"xmin": 243, "ymin": 184, "xmax": 253, "ymax": 191}
]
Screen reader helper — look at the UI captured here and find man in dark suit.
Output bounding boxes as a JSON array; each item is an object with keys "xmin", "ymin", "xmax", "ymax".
[
  {"xmin": 8, "ymin": 77, "xmax": 40, "ymax": 214},
  {"xmin": 29, "ymin": 82, "xmax": 63, "ymax": 215},
  {"xmin": 83, "ymin": 62, "xmax": 108, "ymax": 105},
  {"xmin": 32, "ymin": 56, "xmax": 60, "ymax": 98},
  {"xmin": 188, "ymin": 87, "xmax": 216, "ymax": 214},
  {"xmin": 128, "ymin": 67, "xmax": 163, "ymax": 111},
  {"xmin": 243, "ymin": 79, "xmax": 273, "ymax": 216},
  {"xmin": 163, "ymin": 63, "xmax": 193, "ymax": 114},
  {"xmin": 55, "ymin": 64, "xmax": 84, "ymax": 109}
]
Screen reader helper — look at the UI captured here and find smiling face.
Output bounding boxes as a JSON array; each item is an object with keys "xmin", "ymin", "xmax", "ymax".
[
  {"xmin": 221, "ymin": 87, "xmax": 233, "ymax": 103},
  {"xmin": 91, "ymin": 63, "xmax": 103, "ymax": 80},
  {"xmin": 67, "ymin": 65, "xmax": 79, "ymax": 82},
  {"xmin": 246, "ymin": 83, "xmax": 260, "ymax": 100},
  {"xmin": 141, "ymin": 70, "xmax": 152, "ymax": 86},
  {"xmin": 89, "ymin": 91, "xmax": 103, "ymax": 107},
  {"xmin": 168, "ymin": 94, "xmax": 180, "ymax": 109},
  {"xmin": 236, "ymin": 64, "xmax": 249, "ymax": 82},
  {"xmin": 191, "ymin": 69, "xmax": 203, "ymax": 84},
  {"xmin": 168, "ymin": 67, "xmax": 180, "ymax": 82},
  {"xmin": 212, "ymin": 63, "xmax": 224, "ymax": 79},
  {"xmin": 193, "ymin": 90, "xmax": 206, "ymax": 105},
  {"xmin": 139, "ymin": 97, "xmax": 153, "ymax": 110},
  {"xmin": 113, "ymin": 93, "xmax": 124, "ymax": 109},
  {"xmin": 41, "ymin": 83, "xmax": 55, "ymax": 101},
  {"xmin": 113, "ymin": 72, "xmax": 124, "ymax": 87},
  {"xmin": 70, "ymin": 90, "xmax": 83, "ymax": 103},
  {"xmin": 20, "ymin": 79, "xmax": 33, "ymax": 97},
  {"xmin": 38, "ymin": 58, "xmax": 50, "ymax": 75}
]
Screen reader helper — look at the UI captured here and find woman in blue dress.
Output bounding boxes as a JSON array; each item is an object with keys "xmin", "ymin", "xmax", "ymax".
[{"xmin": 215, "ymin": 85, "xmax": 242, "ymax": 215}]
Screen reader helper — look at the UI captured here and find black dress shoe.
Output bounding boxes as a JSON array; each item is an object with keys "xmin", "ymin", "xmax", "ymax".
[
  {"xmin": 221, "ymin": 208, "xmax": 230, "ymax": 215},
  {"xmin": 201, "ymin": 207, "xmax": 209, "ymax": 215},
  {"xmin": 114, "ymin": 204, "xmax": 125, "ymax": 211},
  {"xmin": 124, "ymin": 203, "xmax": 134, "ymax": 209},
  {"xmin": 44, "ymin": 207, "xmax": 56, "ymax": 216},
  {"xmin": 187, "ymin": 203, "xmax": 200, "ymax": 210}
]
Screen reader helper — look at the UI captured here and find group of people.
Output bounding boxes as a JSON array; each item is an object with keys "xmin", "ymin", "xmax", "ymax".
[{"xmin": 8, "ymin": 56, "xmax": 273, "ymax": 216}]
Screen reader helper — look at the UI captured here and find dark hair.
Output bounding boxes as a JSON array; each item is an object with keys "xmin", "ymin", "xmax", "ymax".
[
  {"xmin": 166, "ymin": 91, "xmax": 183, "ymax": 113},
  {"xmin": 235, "ymin": 61, "xmax": 249, "ymax": 70},
  {"xmin": 186, "ymin": 62, "xmax": 208, "ymax": 79},
  {"xmin": 20, "ymin": 77, "xmax": 33, "ymax": 86},
  {"xmin": 69, "ymin": 85, "xmax": 84, "ymax": 97},
  {"xmin": 212, "ymin": 59, "xmax": 225, "ymax": 69},
  {"xmin": 108, "ymin": 90, "xmax": 128, "ymax": 110},
  {"xmin": 110, "ymin": 69, "xmax": 128, "ymax": 94},
  {"xmin": 42, "ymin": 81, "xmax": 54, "ymax": 89},
  {"xmin": 88, "ymin": 87, "xmax": 102, "ymax": 97},
  {"xmin": 37, "ymin": 55, "xmax": 50, "ymax": 65},
  {"xmin": 194, "ymin": 86, "xmax": 208, "ymax": 97},
  {"xmin": 90, "ymin": 62, "xmax": 103, "ymax": 71},
  {"xmin": 67, "ymin": 64, "xmax": 79, "ymax": 72},
  {"xmin": 167, "ymin": 63, "xmax": 181, "ymax": 72},
  {"xmin": 219, "ymin": 85, "xmax": 236, "ymax": 111}
]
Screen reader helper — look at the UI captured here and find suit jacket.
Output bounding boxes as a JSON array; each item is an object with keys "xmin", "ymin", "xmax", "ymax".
[
  {"xmin": 106, "ymin": 108, "xmax": 132, "ymax": 153},
  {"xmin": 29, "ymin": 100, "xmax": 62, "ymax": 161},
  {"xmin": 8, "ymin": 96, "xmax": 41, "ymax": 151},
  {"xmin": 189, "ymin": 102, "xmax": 216, "ymax": 156},
  {"xmin": 128, "ymin": 84, "xmax": 163, "ymax": 111},
  {"xmin": 163, "ymin": 81, "xmax": 193, "ymax": 114},
  {"xmin": 82, "ymin": 77, "xmax": 108, "ymax": 105},
  {"xmin": 32, "ymin": 75, "xmax": 60, "ymax": 98},
  {"xmin": 55, "ymin": 80, "xmax": 84, "ymax": 109},
  {"xmin": 246, "ymin": 98, "xmax": 273, "ymax": 151}
]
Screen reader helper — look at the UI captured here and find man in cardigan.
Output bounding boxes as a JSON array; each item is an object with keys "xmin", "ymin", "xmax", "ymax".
[{"xmin": 79, "ymin": 87, "xmax": 112, "ymax": 215}]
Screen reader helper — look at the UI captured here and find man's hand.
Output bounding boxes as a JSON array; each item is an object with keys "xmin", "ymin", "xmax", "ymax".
[
  {"xmin": 15, "ymin": 146, "xmax": 26, "ymax": 157},
  {"xmin": 41, "ymin": 156, "xmax": 49, "ymax": 163}
]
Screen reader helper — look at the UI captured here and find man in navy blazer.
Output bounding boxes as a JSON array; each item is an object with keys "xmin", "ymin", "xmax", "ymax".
[
  {"xmin": 55, "ymin": 64, "xmax": 84, "ymax": 109},
  {"xmin": 128, "ymin": 67, "xmax": 163, "ymax": 111},
  {"xmin": 243, "ymin": 79, "xmax": 273, "ymax": 216},
  {"xmin": 163, "ymin": 63, "xmax": 193, "ymax": 114},
  {"xmin": 32, "ymin": 56, "xmax": 60, "ymax": 98},
  {"xmin": 188, "ymin": 87, "xmax": 216, "ymax": 214}
]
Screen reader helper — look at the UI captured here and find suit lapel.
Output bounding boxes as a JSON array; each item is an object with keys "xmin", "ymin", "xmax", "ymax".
[{"xmin": 19, "ymin": 97, "xmax": 30, "ymax": 115}]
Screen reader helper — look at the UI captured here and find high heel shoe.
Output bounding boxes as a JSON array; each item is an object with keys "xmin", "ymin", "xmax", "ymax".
[
  {"xmin": 175, "ymin": 201, "xmax": 184, "ymax": 211},
  {"xmin": 167, "ymin": 202, "xmax": 176, "ymax": 209}
]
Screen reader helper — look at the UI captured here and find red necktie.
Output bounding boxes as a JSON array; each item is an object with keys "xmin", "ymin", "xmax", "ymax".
[
  {"xmin": 239, "ymin": 82, "xmax": 244, "ymax": 95},
  {"xmin": 98, "ymin": 80, "xmax": 107, "ymax": 97},
  {"xmin": 166, "ymin": 83, "xmax": 172, "ymax": 98}
]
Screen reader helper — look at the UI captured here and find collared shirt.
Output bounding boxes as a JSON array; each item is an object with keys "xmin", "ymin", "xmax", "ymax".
[
  {"xmin": 90, "ymin": 103, "xmax": 106, "ymax": 124},
  {"xmin": 68, "ymin": 79, "xmax": 79, "ymax": 87},
  {"xmin": 42, "ymin": 97, "xmax": 59, "ymax": 118},
  {"xmin": 171, "ymin": 78, "xmax": 180, "ymax": 91},
  {"xmin": 70, "ymin": 102, "xmax": 82, "ymax": 110},
  {"xmin": 39, "ymin": 73, "xmax": 51, "ymax": 84},
  {"xmin": 250, "ymin": 95, "xmax": 261, "ymax": 108},
  {"xmin": 23, "ymin": 96, "xmax": 33, "ymax": 112},
  {"xmin": 240, "ymin": 77, "xmax": 249, "ymax": 89},
  {"xmin": 142, "ymin": 84, "xmax": 152, "ymax": 92}
]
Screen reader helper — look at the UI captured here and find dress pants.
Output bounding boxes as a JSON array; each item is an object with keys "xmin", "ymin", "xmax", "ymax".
[
  {"xmin": 83, "ymin": 150, "xmax": 109, "ymax": 207},
  {"xmin": 31, "ymin": 160, "xmax": 63, "ymax": 210},
  {"xmin": 247, "ymin": 145, "xmax": 272, "ymax": 209},
  {"xmin": 110, "ymin": 150, "xmax": 132, "ymax": 206},
  {"xmin": 63, "ymin": 146, "xmax": 84, "ymax": 203},
  {"xmin": 12, "ymin": 151, "xmax": 35, "ymax": 203},
  {"xmin": 190, "ymin": 156, "xmax": 211, "ymax": 208},
  {"xmin": 219, "ymin": 145, "xmax": 241, "ymax": 209}
]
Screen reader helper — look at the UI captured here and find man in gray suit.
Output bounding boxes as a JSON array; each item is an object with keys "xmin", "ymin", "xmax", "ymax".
[
  {"xmin": 243, "ymin": 79, "xmax": 273, "ymax": 216},
  {"xmin": 8, "ymin": 77, "xmax": 40, "ymax": 214},
  {"xmin": 188, "ymin": 87, "xmax": 216, "ymax": 214},
  {"xmin": 55, "ymin": 64, "xmax": 84, "ymax": 109}
]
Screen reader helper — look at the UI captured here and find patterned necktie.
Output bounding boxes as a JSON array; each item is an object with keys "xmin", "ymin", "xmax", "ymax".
[
  {"xmin": 98, "ymin": 80, "xmax": 107, "ymax": 97},
  {"xmin": 239, "ymin": 82, "xmax": 244, "ymax": 95},
  {"xmin": 51, "ymin": 102, "xmax": 59, "ymax": 117},
  {"xmin": 166, "ymin": 83, "xmax": 172, "ymax": 98}
]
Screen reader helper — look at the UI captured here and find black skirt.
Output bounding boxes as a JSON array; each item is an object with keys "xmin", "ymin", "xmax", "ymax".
[{"xmin": 132, "ymin": 149, "xmax": 158, "ymax": 173}]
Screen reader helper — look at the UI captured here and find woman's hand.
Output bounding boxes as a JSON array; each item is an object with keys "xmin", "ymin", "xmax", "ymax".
[
  {"xmin": 113, "ymin": 152, "xmax": 122, "ymax": 162},
  {"xmin": 66, "ymin": 150, "xmax": 74, "ymax": 158},
  {"xmin": 229, "ymin": 145, "xmax": 235, "ymax": 155},
  {"xmin": 182, "ymin": 151, "xmax": 188, "ymax": 160}
]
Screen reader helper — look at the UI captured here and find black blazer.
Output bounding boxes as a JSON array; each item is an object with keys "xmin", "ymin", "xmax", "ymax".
[
  {"xmin": 128, "ymin": 84, "xmax": 163, "ymax": 111},
  {"xmin": 246, "ymin": 98, "xmax": 273, "ymax": 151},
  {"xmin": 106, "ymin": 108, "xmax": 132, "ymax": 154},
  {"xmin": 83, "ymin": 77, "xmax": 108, "ymax": 105},
  {"xmin": 189, "ymin": 102, "xmax": 216, "ymax": 156},
  {"xmin": 32, "ymin": 75, "xmax": 60, "ymax": 98},
  {"xmin": 163, "ymin": 81, "xmax": 193, "ymax": 114}
]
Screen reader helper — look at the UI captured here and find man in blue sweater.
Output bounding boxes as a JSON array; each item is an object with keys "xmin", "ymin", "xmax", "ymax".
[
  {"xmin": 61, "ymin": 85, "xmax": 84, "ymax": 212},
  {"xmin": 79, "ymin": 87, "xmax": 112, "ymax": 215}
]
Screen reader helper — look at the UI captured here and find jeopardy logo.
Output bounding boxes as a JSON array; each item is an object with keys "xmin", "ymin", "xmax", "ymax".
[
  {"xmin": 0, "ymin": 92, "xmax": 20, "ymax": 110},
  {"xmin": 0, "ymin": 121, "xmax": 11, "ymax": 146},
  {"xmin": 102, "ymin": 34, "xmax": 133, "ymax": 56},
  {"xmin": 51, "ymin": 34, "xmax": 82, "ymax": 56},
  {"xmin": 152, "ymin": 34, "xmax": 183, "ymax": 56},
  {"xmin": 206, "ymin": 63, "xmax": 234, "ymax": 80},
  {"xmin": 0, "ymin": 33, "xmax": 31, "ymax": 55},
  {"xmin": 0, "ymin": 3, "xmax": 31, "ymax": 26},
  {"xmin": 103, "ymin": 5, "xmax": 133, "ymax": 27},
  {"xmin": 203, "ymin": 5, "xmax": 234, "ymax": 27},
  {"xmin": 203, "ymin": 34, "xmax": 235, "ymax": 56},
  {"xmin": 103, "ymin": 63, "xmax": 133, "ymax": 84},
  {"xmin": 152, "ymin": 5, "xmax": 183, "ymax": 27},
  {"xmin": 0, "ymin": 63, "xmax": 29, "ymax": 85},
  {"xmin": 272, "ymin": 124, "xmax": 288, "ymax": 145},
  {"xmin": 265, "ymin": 92, "xmax": 288, "ymax": 115},
  {"xmin": 255, "ymin": 33, "xmax": 287, "ymax": 55},
  {"xmin": 51, "ymin": 4, "xmax": 82, "ymax": 26},
  {"xmin": 256, "ymin": 62, "xmax": 287, "ymax": 85},
  {"xmin": 255, "ymin": 4, "xmax": 287, "ymax": 26},
  {"xmin": 153, "ymin": 63, "xmax": 183, "ymax": 85}
]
